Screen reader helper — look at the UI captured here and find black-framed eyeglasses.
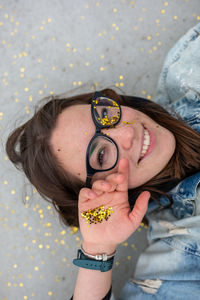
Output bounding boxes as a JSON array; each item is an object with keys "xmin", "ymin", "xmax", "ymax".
[{"xmin": 85, "ymin": 91, "xmax": 122, "ymax": 187}]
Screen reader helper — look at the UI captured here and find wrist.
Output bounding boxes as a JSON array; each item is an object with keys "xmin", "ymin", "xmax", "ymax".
[{"xmin": 82, "ymin": 241, "xmax": 117, "ymax": 256}]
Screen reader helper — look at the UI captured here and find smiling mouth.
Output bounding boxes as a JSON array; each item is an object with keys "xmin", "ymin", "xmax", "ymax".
[{"xmin": 138, "ymin": 128, "xmax": 151, "ymax": 162}]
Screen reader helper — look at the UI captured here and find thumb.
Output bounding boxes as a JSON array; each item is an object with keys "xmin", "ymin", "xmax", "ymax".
[{"xmin": 128, "ymin": 191, "xmax": 150, "ymax": 230}]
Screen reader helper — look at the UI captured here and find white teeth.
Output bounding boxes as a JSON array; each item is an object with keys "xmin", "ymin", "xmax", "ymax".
[{"xmin": 140, "ymin": 129, "xmax": 150, "ymax": 159}]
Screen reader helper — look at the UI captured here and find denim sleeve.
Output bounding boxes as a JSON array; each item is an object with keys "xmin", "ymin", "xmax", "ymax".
[
  {"xmin": 116, "ymin": 171, "xmax": 200, "ymax": 300},
  {"xmin": 155, "ymin": 23, "xmax": 200, "ymax": 107}
]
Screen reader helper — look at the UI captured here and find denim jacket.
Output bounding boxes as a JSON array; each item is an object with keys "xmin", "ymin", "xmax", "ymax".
[{"xmin": 114, "ymin": 24, "xmax": 200, "ymax": 300}]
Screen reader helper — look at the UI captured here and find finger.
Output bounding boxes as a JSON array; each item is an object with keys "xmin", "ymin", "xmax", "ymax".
[
  {"xmin": 105, "ymin": 172, "xmax": 125, "ymax": 189},
  {"xmin": 92, "ymin": 179, "xmax": 116, "ymax": 193},
  {"xmin": 116, "ymin": 158, "xmax": 129, "ymax": 192},
  {"xmin": 79, "ymin": 188, "xmax": 97, "ymax": 204},
  {"xmin": 128, "ymin": 191, "xmax": 150, "ymax": 230}
]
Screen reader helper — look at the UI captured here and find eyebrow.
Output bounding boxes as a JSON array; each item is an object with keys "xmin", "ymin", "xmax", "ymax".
[{"xmin": 89, "ymin": 141, "xmax": 98, "ymax": 158}]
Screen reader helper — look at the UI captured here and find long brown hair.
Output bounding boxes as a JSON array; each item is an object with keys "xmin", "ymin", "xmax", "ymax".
[{"xmin": 6, "ymin": 89, "xmax": 200, "ymax": 227}]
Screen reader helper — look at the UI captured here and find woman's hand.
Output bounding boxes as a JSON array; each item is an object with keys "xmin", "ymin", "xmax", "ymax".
[{"xmin": 78, "ymin": 158, "xmax": 150, "ymax": 254}]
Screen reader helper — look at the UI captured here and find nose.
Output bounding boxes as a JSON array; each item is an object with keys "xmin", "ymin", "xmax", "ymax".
[{"xmin": 102, "ymin": 125, "xmax": 134, "ymax": 150}]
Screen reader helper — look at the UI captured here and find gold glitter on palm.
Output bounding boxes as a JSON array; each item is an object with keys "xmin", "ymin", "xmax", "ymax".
[{"xmin": 81, "ymin": 205, "xmax": 114, "ymax": 225}]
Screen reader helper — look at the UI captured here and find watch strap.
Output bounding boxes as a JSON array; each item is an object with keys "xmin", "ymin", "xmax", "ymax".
[{"xmin": 73, "ymin": 249, "xmax": 114, "ymax": 272}]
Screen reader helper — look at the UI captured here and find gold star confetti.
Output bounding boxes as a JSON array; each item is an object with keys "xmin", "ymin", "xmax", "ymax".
[
  {"xmin": 70, "ymin": 226, "xmax": 78, "ymax": 234},
  {"xmin": 81, "ymin": 205, "xmax": 114, "ymax": 225},
  {"xmin": 123, "ymin": 242, "xmax": 128, "ymax": 246},
  {"xmin": 60, "ymin": 230, "xmax": 66, "ymax": 235}
]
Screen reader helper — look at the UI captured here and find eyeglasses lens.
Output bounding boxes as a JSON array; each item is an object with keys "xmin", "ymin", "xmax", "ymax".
[
  {"xmin": 88, "ymin": 97, "xmax": 120, "ymax": 171},
  {"xmin": 88, "ymin": 136, "xmax": 118, "ymax": 171},
  {"xmin": 92, "ymin": 97, "xmax": 120, "ymax": 127}
]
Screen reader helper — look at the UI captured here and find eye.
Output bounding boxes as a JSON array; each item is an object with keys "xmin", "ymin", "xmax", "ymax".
[
  {"xmin": 97, "ymin": 147, "xmax": 105, "ymax": 167},
  {"xmin": 101, "ymin": 108, "xmax": 108, "ymax": 119}
]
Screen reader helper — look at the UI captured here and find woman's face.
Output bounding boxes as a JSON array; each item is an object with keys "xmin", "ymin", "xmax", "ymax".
[{"xmin": 50, "ymin": 104, "xmax": 176, "ymax": 188}]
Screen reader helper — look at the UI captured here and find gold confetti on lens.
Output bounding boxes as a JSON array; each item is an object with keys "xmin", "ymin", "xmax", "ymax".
[{"xmin": 81, "ymin": 205, "xmax": 114, "ymax": 225}]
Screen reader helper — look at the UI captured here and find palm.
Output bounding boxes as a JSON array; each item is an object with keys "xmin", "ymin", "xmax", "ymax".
[
  {"xmin": 79, "ymin": 188, "xmax": 148, "ymax": 247},
  {"xmin": 78, "ymin": 158, "xmax": 150, "ymax": 249}
]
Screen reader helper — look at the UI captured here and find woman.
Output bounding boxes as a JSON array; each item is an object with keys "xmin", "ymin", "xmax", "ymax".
[{"xmin": 6, "ymin": 24, "xmax": 200, "ymax": 299}]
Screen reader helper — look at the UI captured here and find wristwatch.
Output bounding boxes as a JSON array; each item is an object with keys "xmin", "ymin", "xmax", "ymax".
[{"xmin": 73, "ymin": 248, "xmax": 115, "ymax": 272}]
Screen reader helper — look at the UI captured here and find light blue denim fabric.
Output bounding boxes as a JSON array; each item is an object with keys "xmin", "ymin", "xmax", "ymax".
[{"xmin": 113, "ymin": 24, "xmax": 200, "ymax": 300}]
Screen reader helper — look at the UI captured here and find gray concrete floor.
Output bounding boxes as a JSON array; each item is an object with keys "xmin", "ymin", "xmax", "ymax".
[{"xmin": 0, "ymin": 0, "xmax": 199, "ymax": 299}]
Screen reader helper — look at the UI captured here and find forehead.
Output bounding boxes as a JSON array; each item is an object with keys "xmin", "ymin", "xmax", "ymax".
[{"xmin": 50, "ymin": 104, "xmax": 93, "ymax": 180}]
